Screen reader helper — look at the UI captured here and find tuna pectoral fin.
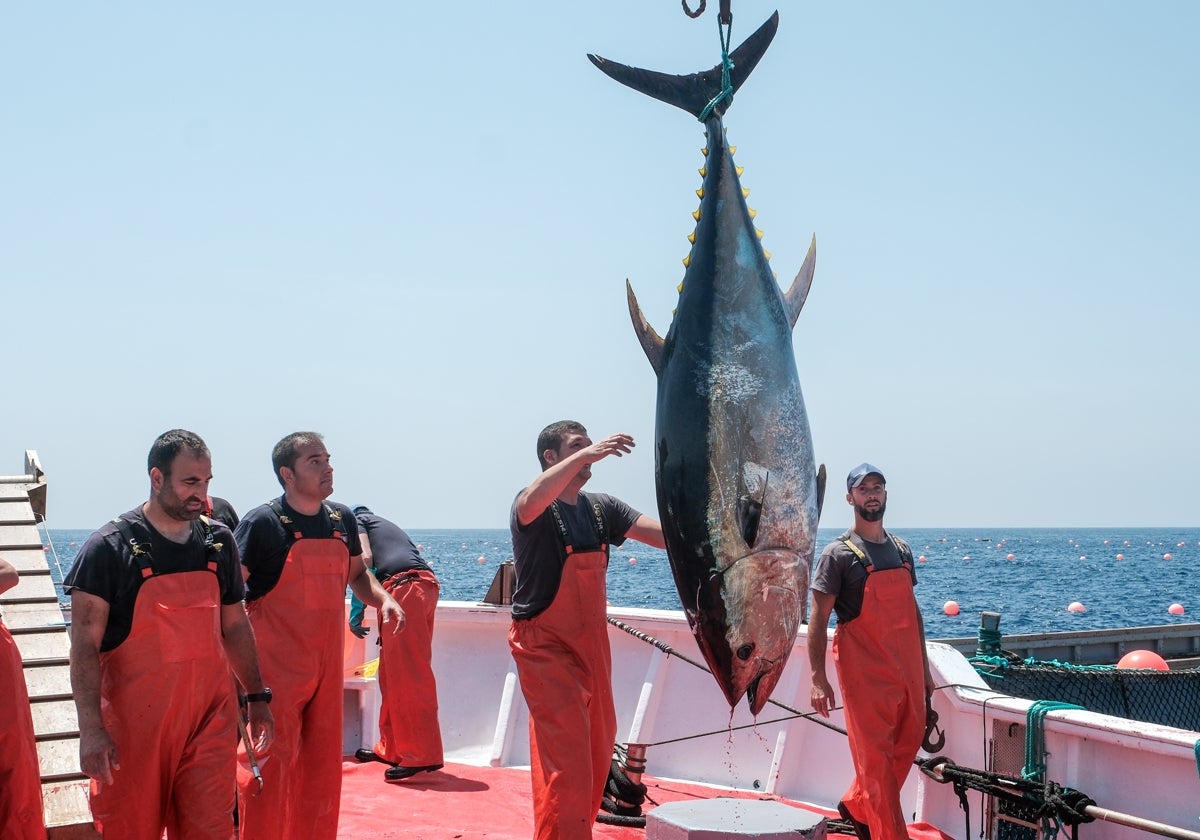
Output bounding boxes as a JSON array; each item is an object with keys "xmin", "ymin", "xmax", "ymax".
[
  {"xmin": 816, "ymin": 463, "xmax": 827, "ymax": 521},
  {"xmin": 627, "ymin": 280, "xmax": 665, "ymax": 374},
  {"xmin": 783, "ymin": 234, "xmax": 816, "ymax": 328},
  {"xmin": 587, "ymin": 12, "xmax": 779, "ymax": 120}
]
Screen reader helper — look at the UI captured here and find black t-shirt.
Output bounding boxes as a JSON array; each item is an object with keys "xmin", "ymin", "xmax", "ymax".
[
  {"xmin": 355, "ymin": 512, "xmax": 432, "ymax": 580},
  {"xmin": 63, "ymin": 507, "xmax": 244, "ymax": 651},
  {"xmin": 206, "ymin": 496, "xmax": 240, "ymax": 530},
  {"xmin": 811, "ymin": 529, "xmax": 916, "ymax": 624},
  {"xmin": 509, "ymin": 491, "xmax": 640, "ymax": 620},
  {"xmin": 235, "ymin": 496, "xmax": 363, "ymax": 602}
]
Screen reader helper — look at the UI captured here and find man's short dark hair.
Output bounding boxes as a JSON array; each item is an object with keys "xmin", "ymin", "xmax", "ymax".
[
  {"xmin": 147, "ymin": 429, "xmax": 210, "ymax": 477},
  {"xmin": 536, "ymin": 420, "xmax": 587, "ymax": 470},
  {"xmin": 271, "ymin": 431, "xmax": 324, "ymax": 488}
]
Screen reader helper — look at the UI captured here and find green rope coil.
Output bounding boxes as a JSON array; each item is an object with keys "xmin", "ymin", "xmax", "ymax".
[{"xmin": 1023, "ymin": 700, "xmax": 1084, "ymax": 781}]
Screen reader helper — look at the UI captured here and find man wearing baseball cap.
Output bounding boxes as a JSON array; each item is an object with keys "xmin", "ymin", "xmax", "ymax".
[{"xmin": 807, "ymin": 463, "xmax": 933, "ymax": 840}]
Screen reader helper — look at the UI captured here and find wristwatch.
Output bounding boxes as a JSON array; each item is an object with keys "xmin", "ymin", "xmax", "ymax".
[{"xmin": 245, "ymin": 687, "xmax": 273, "ymax": 704}]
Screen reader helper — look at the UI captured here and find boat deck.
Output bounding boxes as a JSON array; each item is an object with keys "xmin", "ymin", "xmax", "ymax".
[{"xmin": 335, "ymin": 756, "xmax": 881, "ymax": 839}]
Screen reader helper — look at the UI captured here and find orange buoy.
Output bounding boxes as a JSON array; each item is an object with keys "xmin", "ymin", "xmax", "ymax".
[
  {"xmin": 1006, "ymin": 553, "xmax": 1015, "ymax": 560},
  {"xmin": 943, "ymin": 601, "xmax": 960, "ymax": 616},
  {"xmin": 1116, "ymin": 553, "xmax": 1125, "ymax": 561},
  {"xmin": 628, "ymin": 557, "xmax": 637, "ymax": 565},
  {"xmin": 1168, "ymin": 603, "xmax": 1185, "ymax": 616},
  {"xmin": 1163, "ymin": 553, "xmax": 1173, "ymax": 560},
  {"xmin": 1067, "ymin": 601, "xmax": 1086, "ymax": 614},
  {"xmin": 477, "ymin": 556, "xmax": 486, "ymax": 564},
  {"xmin": 918, "ymin": 555, "xmax": 926, "ymax": 563},
  {"xmin": 1117, "ymin": 650, "xmax": 1168, "ymax": 671}
]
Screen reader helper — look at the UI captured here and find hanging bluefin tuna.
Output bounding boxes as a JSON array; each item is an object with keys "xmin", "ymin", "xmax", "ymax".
[{"xmin": 589, "ymin": 11, "xmax": 826, "ymax": 714}]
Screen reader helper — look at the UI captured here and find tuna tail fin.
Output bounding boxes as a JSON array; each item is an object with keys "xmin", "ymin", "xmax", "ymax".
[
  {"xmin": 627, "ymin": 280, "xmax": 665, "ymax": 374},
  {"xmin": 816, "ymin": 463, "xmax": 827, "ymax": 521},
  {"xmin": 587, "ymin": 11, "xmax": 779, "ymax": 120}
]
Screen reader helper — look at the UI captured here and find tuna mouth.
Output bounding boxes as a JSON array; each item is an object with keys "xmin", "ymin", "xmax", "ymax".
[{"xmin": 745, "ymin": 662, "xmax": 781, "ymax": 716}]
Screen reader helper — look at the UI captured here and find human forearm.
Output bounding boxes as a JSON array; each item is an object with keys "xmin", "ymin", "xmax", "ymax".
[
  {"xmin": 220, "ymin": 605, "xmax": 266, "ymax": 693},
  {"xmin": 515, "ymin": 453, "xmax": 590, "ymax": 524},
  {"xmin": 349, "ymin": 565, "xmax": 405, "ymax": 632},
  {"xmin": 627, "ymin": 515, "xmax": 666, "ymax": 549}
]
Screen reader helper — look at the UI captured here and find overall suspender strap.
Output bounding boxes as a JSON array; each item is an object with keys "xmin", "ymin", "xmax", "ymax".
[
  {"xmin": 842, "ymin": 533, "xmax": 912, "ymax": 571},
  {"xmin": 113, "ymin": 516, "xmax": 219, "ymax": 576},
  {"xmin": 113, "ymin": 517, "xmax": 155, "ymax": 578},
  {"xmin": 549, "ymin": 497, "xmax": 608, "ymax": 556},
  {"xmin": 267, "ymin": 499, "xmax": 348, "ymax": 542}
]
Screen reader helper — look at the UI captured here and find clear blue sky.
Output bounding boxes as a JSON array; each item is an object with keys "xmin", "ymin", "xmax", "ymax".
[{"xmin": 3, "ymin": 2, "xmax": 1196, "ymax": 530}]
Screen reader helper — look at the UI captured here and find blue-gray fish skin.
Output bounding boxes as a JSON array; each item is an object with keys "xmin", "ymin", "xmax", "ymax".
[{"xmin": 590, "ymin": 11, "xmax": 825, "ymax": 715}]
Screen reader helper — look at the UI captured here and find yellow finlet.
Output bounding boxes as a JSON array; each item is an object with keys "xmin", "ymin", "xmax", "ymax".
[
  {"xmin": 763, "ymin": 248, "xmax": 772, "ymax": 260},
  {"xmin": 699, "ymin": 166, "xmax": 707, "ymax": 177},
  {"xmin": 755, "ymin": 228, "xmax": 765, "ymax": 240},
  {"xmin": 748, "ymin": 208, "xmax": 758, "ymax": 219},
  {"xmin": 682, "ymin": 255, "xmax": 691, "ymax": 268},
  {"xmin": 702, "ymin": 147, "xmax": 709, "ymax": 155},
  {"xmin": 692, "ymin": 209, "xmax": 702, "ymax": 221},
  {"xmin": 687, "ymin": 232, "xmax": 696, "ymax": 244},
  {"xmin": 736, "ymin": 165, "xmax": 744, "ymax": 177},
  {"xmin": 729, "ymin": 145, "xmax": 737, "ymax": 155},
  {"xmin": 742, "ymin": 188, "xmax": 751, "ymax": 198},
  {"xmin": 696, "ymin": 188, "xmax": 704, "ymax": 199},
  {"xmin": 676, "ymin": 283, "xmax": 684, "ymax": 294}
]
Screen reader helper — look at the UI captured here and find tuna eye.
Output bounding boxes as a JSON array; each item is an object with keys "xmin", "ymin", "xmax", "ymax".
[{"xmin": 736, "ymin": 643, "xmax": 755, "ymax": 661}]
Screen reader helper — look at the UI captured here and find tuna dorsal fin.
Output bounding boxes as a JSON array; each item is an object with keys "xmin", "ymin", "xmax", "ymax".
[
  {"xmin": 627, "ymin": 280, "xmax": 665, "ymax": 374},
  {"xmin": 782, "ymin": 234, "xmax": 816, "ymax": 328},
  {"xmin": 816, "ymin": 463, "xmax": 827, "ymax": 522},
  {"xmin": 587, "ymin": 12, "xmax": 780, "ymax": 120}
]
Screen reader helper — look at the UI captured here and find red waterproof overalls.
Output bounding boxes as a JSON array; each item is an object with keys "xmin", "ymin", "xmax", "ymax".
[
  {"xmin": 372, "ymin": 569, "xmax": 443, "ymax": 766},
  {"xmin": 833, "ymin": 541, "xmax": 925, "ymax": 840},
  {"xmin": 1, "ymin": 617, "xmax": 47, "ymax": 840},
  {"xmin": 509, "ymin": 503, "xmax": 615, "ymax": 840},
  {"xmin": 91, "ymin": 528, "xmax": 237, "ymax": 839},
  {"xmin": 238, "ymin": 507, "xmax": 349, "ymax": 840}
]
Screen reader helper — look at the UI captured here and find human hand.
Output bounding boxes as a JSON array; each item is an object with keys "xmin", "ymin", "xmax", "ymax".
[
  {"xmin": 349, "ymin": 622, "xmax": 370, "ymax": 639},
  {"xmin": 380, "ymin": 596, "xmax": 405, "ymax": 634},
  {"xmin": 810, "ymin": 677, "xmax": 836, "ymax": 719},
  {"xmin": 589, "ymin": 433, "xmax": 635, "ymax": 461},
  {"xmin": 247, "ymin": 704, "xmax": 275, "ymax": 753},
  {"xmin": 79, "ymin": 726, "xmax": 120, "ymax": 785}
]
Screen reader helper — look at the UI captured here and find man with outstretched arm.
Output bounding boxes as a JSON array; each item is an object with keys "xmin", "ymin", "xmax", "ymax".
[
  {"xmin": 508, "ymin": 420, "xmax": 665, "ymax": 840},
  {"xmin": 808, "ymin": 463, "xmax": 934, "ymax": 840},
  {"xmin": 234, "ymin": 431, "xmax": 404, "ymax": 840},
  {"xmin": 65, "ymin": 429, "xmax": 273, "ymax": 838}
]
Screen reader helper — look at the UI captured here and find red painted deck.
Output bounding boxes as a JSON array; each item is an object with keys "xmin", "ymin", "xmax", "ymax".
[{"xmin": 334, "ymin": 757, "xmax": 842, "ymax": 839}]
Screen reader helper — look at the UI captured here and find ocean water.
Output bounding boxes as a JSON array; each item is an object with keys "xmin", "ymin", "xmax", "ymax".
[{"xmin": 40, "ymin": 526, "xmax": 1198, "ymax": 640}]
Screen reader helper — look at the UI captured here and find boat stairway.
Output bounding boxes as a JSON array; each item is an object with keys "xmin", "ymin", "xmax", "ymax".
[{"xmin": 1, "ymin": 451, "xmax": 94, "ymax": 838}]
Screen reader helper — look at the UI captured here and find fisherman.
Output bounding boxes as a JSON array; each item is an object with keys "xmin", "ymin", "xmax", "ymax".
[
  {"xmin": 1, "ymin": 558, "xmax": 47, "ymax": 839},
  {"xmin": 234, "ymin": 432, "xmax": 403, "ymax": 840},
  {"xmin": 509, "ymin": 420, "xmax": 665, "ymax": 839},
  {"xmin": 808, "ymin": 463, "xmax": 933, "ymax": 840},
  {"xmin": 64, "ymin": 429, "xmax": 274, "ymax": 838},
  {"xmin": 349, "ymin": 503, "xmax": 444, "ymax": 780}
]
